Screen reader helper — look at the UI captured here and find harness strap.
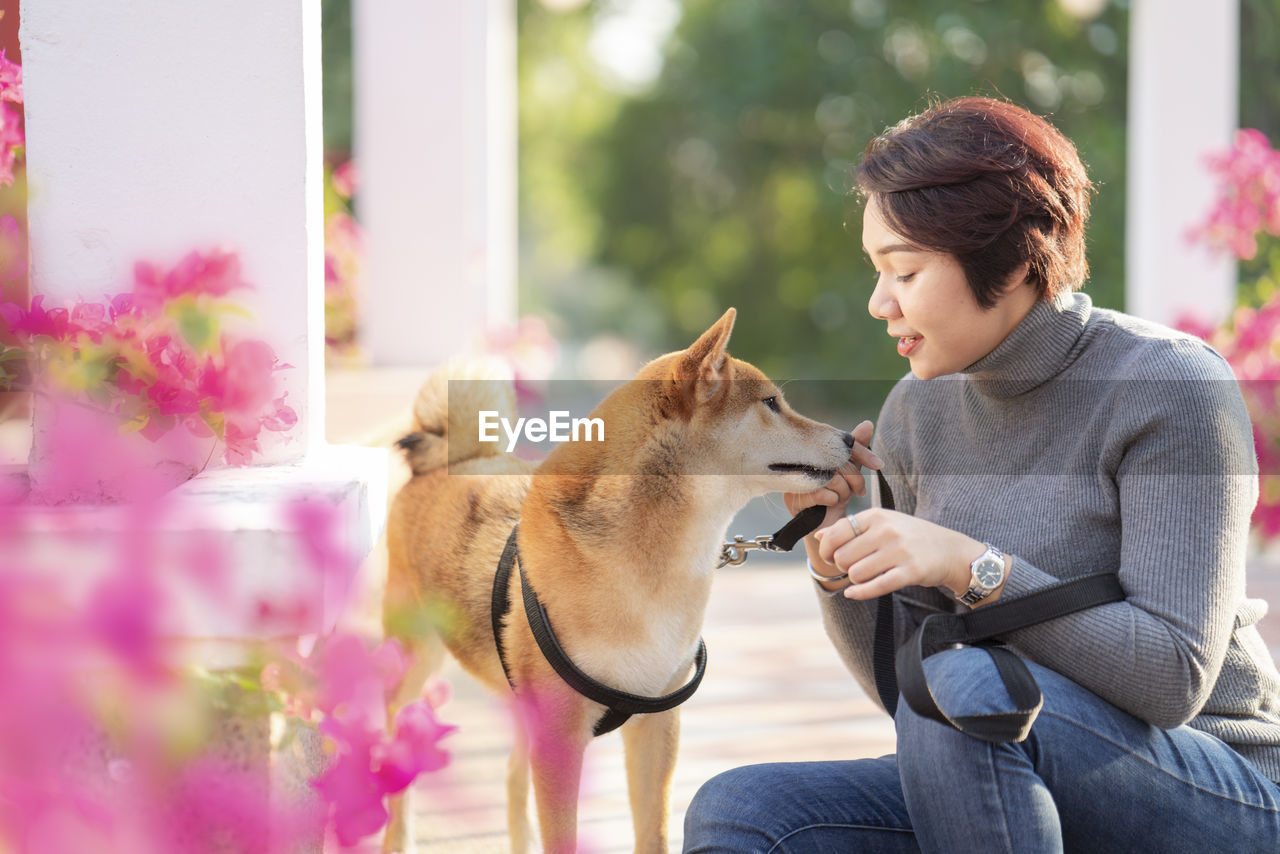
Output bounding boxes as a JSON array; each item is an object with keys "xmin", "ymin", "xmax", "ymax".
[
  {"xmin": 491, "ymin": 524, "xmax": 708, "ymax": 738},
  {"xmin": 491, "ymin": 524, "xmax": 521, "ymax": 688}
]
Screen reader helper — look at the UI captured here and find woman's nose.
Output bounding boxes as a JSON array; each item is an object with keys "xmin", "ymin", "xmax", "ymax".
[{"xmin": 868, "ymin": 279, "xmax": 899, "ymax": 321}]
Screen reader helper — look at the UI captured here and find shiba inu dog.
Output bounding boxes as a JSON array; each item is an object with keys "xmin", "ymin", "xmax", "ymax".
[{"xmin": 382, "ymin": 309, "xmax": 858, "ymax": 854}]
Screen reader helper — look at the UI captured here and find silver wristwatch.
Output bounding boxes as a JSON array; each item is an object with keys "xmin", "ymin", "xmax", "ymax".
[{"xmin": 959, "ymin": 545, "xmax": 1006, "ymax": 606}]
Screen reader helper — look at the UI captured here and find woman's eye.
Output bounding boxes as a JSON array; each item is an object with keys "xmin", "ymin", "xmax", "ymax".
[
  {"xmin": 897, "ymin": 273, "xmax": 916, "ymax": 283},
  {"xmin": 762, "ymin": 396, "xmax": 781, "ymax": 413}
]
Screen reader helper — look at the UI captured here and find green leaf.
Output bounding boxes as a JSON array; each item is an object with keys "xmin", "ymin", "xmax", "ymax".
[{"xmin": 176, "ymin": 305, "xmax": 218, "ymax": 352}]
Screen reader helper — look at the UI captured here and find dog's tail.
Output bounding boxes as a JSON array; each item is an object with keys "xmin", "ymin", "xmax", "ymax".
[{"xmin": 396, "ymin": 356, "xmax": 517, "ymax": 476}]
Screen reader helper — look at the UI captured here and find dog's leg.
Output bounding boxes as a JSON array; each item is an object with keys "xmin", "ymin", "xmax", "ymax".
[
  {"xmin": 524, "ymin": 692, "xmax": 590, "ymax": 854},
  {"xmin": 382, "ymin": 631, "xmax": 445, "ymax": 854},
  {"xmin": 507, "ymin": 717, "xmax": 533, "ymax": 854},
  {"xmin": 621, "ymin": 709, "xmax": 681, "ymax": 854}
]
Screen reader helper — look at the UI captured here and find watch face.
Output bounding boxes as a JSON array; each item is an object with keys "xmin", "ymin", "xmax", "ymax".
[{"xmin": 974, "ymin": 557, "xmax": 1004, "ymax": 588}]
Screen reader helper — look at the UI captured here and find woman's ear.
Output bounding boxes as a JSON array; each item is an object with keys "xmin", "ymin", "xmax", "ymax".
[{"xmin": 1005, "ymin": 262, "xmax": 1032, "ymax": 293}]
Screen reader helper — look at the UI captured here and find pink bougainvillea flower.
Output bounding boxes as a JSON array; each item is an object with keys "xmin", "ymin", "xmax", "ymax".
[
  {"xmin": 221, "ymin": 338, "xmax": 278, "ymax": 416},
  {"xmin": 0, "ymin": 101, "xmax": 23, "ymax": 188},
  {"xmin": 1189, "ymin": 128, "xmax": 1280, "ymax": 260},
  {"xmin": 331, "ymin": 160, "xmax": 359, "ymax": 199},
  {"xmin": 305, "ymin": 634, "xmax": 405, "ymax": 727},
  {"xmin": 262, "ymin": 395, "xmax": 298, "ymax": 432},
  {"xmin": 312, "ymin": 726, "xmax": 389, "ymax": 848},
  {"xmin": 0, "ymin": 49, "xmax": 22, "ymax": 103},
  {"xmin": 133, "ymin": 248, "xmax": 252, "ymax": 307},
  {"xmin": 222, "ymin": 420, "xmax": 261, "ymax": 467},
  {"xmin": 0, "ymin": 295, "xmax": 69, "ymax": 340},
  {"xmin": 1181, "ymin": 128, "xmax": 1280, "ymax": 543},
  {"xmin": 371, "ymin": 700, "xmax": 456, "ymax": 795}
]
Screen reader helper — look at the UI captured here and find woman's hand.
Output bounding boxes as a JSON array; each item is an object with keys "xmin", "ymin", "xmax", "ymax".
[
  {"xmin": 783, "ymin": 420, "xmax": 881, "ymax": 585},
  {"xmin": 782, "ymin": 420, "xmax": 882, "ymax": 530},
  {"xmin": 815, "ymin": 510, "xmax": 986, "ymax": 601}
]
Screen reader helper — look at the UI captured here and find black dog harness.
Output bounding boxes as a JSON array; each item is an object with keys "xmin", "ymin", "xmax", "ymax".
[
  {"xmin": 491, "ymin": 525, "xmax": 707, "ymax": 736},
  {"xmin": 489, "ymin": 509, "xmax": 824, "ymax": 737}
]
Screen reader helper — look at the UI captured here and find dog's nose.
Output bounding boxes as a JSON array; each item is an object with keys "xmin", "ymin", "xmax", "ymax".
[{"xmin": 843, "ymin": 431, "xmax": 856, "ymax": 448}]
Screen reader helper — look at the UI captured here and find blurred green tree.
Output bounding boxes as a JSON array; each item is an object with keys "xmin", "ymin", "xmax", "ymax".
[
  {"xmin": 524, "ymin": 0, "xmax": 1128, "ymax": 412},
  {"xmin": 322, "ymin": 0, "xmax": 354, "ymax": 157}
]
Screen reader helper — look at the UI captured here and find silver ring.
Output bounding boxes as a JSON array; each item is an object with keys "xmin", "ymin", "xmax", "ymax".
[{"xmin": 846, "ymin": 514, "xmax": 862, "ymax": 536}]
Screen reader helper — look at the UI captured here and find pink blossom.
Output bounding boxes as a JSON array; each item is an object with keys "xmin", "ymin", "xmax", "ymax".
[
  {"xmin": 312, "ymin": 725, "xmax": 389, "ymax": 848},
  {"xmin": 0, "ymin": 102, "xmax": 23, "ymax": 188},
  {"xmin": 262, "ymin": 396, "xmax": 298, "ymax": 431},
  {"xmin": 0, "ymin": 295, "xmax": 69, "ymax": 340},
  {"xmin": 331, "ymin": 160, "xmax": 359, "ymax": 199},
  {"xmin": 1190, "ymin": 129, "xmax": 1280, "ymax": 260},
  {"xmin": 221, "ymin": 338, "xmax": 278, "ymax": 416},
  {"xmin": 372, "ymin": 700, "xmax": 456, "ymax": 794},
  {"xmin": 0, "ymin": 49, "xmax": 23, "ymax": 103},
  {"xmin": 133, "ymin": 248, "xmax": 251, "ymax": 306}
]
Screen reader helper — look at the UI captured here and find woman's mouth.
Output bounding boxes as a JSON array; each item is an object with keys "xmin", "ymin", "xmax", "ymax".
[{"xmin": 897, "ymin": 335, "xmax": 922, "ymax": 357}]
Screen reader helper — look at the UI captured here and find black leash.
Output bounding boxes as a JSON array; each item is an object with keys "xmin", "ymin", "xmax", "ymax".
[{"xmin": 893, "ymin": 572, "xmax": 1123, "ymax": 742}]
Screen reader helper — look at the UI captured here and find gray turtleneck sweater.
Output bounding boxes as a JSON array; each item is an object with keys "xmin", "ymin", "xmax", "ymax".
[{"xmin": 819, "ymin": 291, "xmax": 1280, "ymax": 783}]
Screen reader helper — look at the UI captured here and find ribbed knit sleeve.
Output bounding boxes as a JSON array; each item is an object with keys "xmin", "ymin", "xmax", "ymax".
[{"xmin": 998, "ymin": 340, "xmax": 1258, "ymax": 727}]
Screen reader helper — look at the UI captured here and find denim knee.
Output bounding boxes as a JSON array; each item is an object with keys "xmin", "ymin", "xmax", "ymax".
[
  {"xmin": 683, "ymin": 765, "xmax": 770, "ymax": 852},
  {"xmin": 910, "ymin": 645, "xmax": 1020, "ymax": 721}
]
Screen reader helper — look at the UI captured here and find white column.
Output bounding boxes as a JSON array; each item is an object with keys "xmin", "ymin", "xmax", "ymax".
[
  {"xmin": 1126, "ymin": 0, "xmax": 1238, "ymax": 327},
  {"xmin": 21, "ymin": 0, "xmax": 325, "ymax": 464},
  {"xmin": 354, "ymin": 0, "xmax": 517, "ymax": 367},
  {"xmin": 17, "ymin": 0, "xmax": 385, "ymax": 643}
]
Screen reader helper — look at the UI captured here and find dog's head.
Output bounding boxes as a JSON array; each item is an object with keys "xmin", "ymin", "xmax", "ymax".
[{"xmin": 622, "ymin": 308, "xmax": 854, "ymax": 497}]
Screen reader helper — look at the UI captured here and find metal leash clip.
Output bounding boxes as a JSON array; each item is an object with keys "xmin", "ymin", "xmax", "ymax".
[{"xmin": 716, "ymin": 534, "xmax": 781, "ymax": 568}]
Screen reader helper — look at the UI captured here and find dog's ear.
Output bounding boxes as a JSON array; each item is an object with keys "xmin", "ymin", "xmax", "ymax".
[{"xmin": 677, "ymin": 308, "xmax": 736, "ymax": 406}]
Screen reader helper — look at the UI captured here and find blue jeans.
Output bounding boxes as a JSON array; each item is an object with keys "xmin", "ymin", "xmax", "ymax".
[{"xmin": 683, "ymin": 647, "xmax": 1280, "ymax": 853}]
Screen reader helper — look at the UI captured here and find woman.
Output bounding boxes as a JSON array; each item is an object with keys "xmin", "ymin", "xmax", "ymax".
[{"xmin": 683, "ymin": 96, "xmax": 1280, "ymax": 852}]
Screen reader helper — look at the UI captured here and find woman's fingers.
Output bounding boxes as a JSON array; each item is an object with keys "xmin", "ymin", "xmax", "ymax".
[
  {"xmin": 847, "ymin": 420, "xmax": 883, "ymax": 471},
  {"xmin": 817, "ymin": 512, "xmax": 866, "ymax": 564},
  {"xmin": 844, "ymin": 565, "xmax": 912, "ymax": 600}
]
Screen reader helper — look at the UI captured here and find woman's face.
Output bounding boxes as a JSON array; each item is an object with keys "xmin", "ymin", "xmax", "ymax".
[{"xmin": 862, "ymin": 195, "xmax": 1038, "ymax": 380}]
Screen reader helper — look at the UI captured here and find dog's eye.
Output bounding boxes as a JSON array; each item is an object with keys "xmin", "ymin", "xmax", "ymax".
[{"xmin": 762, "ymin": 396, "xmax": 781, "ymax": 413}]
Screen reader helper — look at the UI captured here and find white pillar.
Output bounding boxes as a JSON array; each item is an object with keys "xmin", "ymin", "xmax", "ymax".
[
  {"xmin": 1126, "ymin": 0, "xmax": 1238, "ymax": 327},
  {"xmin": 16, "ymin": 0, "xmax": 386, "ymax": 643},
  {"xmin": 354, "ymin": 0, "xmax": 517, "ymax": 367},
  {"xmin": 21, "ymin": 0, "xmax": 325, "ymax": 465}
]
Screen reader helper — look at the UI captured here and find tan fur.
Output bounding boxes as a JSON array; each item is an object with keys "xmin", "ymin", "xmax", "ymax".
[{"xmin": 382, "ymin": 309, "xmax": 854, "ymax": 854}]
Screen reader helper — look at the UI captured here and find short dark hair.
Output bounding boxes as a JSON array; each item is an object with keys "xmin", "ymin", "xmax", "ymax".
[{"xmin": 856, "ymin": 96, "xmax": 1094, "ymax": 308}]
